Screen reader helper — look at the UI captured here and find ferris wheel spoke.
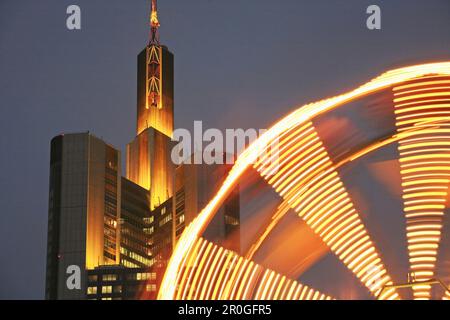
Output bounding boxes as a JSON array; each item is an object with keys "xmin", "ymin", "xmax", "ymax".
[
  {"xmin": 393, "ymin": 76, "xmax": 450, "ymax": 300},
  {"xmin": 159, "ymin": 62, "xmax": 450, "ymax": 300},
  {"xmin": 255, "ymin": 121, "xmax": 400, "ymax": 299},
  {"xmin": 174, "ymin": 237, "xmax": 333, "ymax": 300}
]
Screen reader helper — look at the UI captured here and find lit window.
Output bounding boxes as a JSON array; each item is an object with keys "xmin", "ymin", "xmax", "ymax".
[
  {"xmin": 143, "ymin": 216, "xmax": 154, "ymax": 224},
  {"xmin": 225, "ymin": 215, "xmax": 239, "ymax": 226},
  {"xmin": 137, "ymin": 273, "xmax": 148, "ymax": 280},
  {"xmin": 161, "ymin": 207, "xmax": 166, "ymax": 215},
  {"xmin": 103, "ymin": 274, "xmax": 117, "ymax": 281},
  {"xmin": 102, "ymin": 286, "xmax": 112, "ymax": 294},
  {"xmin": 146, "ymin": 284, "xmax": 156, "ymax": 292},
  {"xmin": 87, "ymin": 287, "xmax": 97, "ymax": 294},
  {"xmin": 159, "ymin": 215, "xmax": 172, "ymax": 226}
]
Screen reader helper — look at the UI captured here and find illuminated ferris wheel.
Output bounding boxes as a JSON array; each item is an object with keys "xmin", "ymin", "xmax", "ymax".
[{"xmin": 159, "ymin": 62, "xmax": 450, "ymax": 300}]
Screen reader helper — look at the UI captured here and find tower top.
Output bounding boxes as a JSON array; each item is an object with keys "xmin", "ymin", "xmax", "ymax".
[{"xmin": 149, "ymin": 0, "xmax": 160, "ymax": 45}]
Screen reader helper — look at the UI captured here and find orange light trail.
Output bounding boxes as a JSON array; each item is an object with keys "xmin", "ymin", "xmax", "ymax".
[
  {"xmin": 173, "ymin": 237, "xmax": 332, "ymax": 300},
  {"xmin": 246, "ymin": 125, "xmax": 442, "ymax": 264},
  {"xmin": 393, "ymin": 76, "xmax": 450, "ymax": 300},
  {"xmin": 159, "ymin": 61, "xmax": 450, "ymax": 300}
]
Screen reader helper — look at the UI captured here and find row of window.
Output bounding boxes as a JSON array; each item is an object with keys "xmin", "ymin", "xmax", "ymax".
[
  {"xmin": 143, "ymin": 226, "xmax": 154, "ymax": 235},
  {"xmin": 87, "ymin": 285, "xmax": 156, "ymax": 297},
  {"xmin": 137, "ymin": 272, "xmax": 156, "ymax": 281},
  {"xmin": 146, "ymin": 284, "xmax": 157, "ymax": 292},
  {"xmin": 120, "ymin": 247, "xmax": 153, "ymax": 266},
  {"xmin": 159, "ymin": 214, "xmax": 172, "ymax": 227},
  {"xmin": 121, "ymin": 259, "xmax": 139, "ymax": 268},
  {"xmin": 143, "ymin": 216, "xmax": 154, "ymax": 224},
  {"xmin": 102, "ymin": 274, "xmax": 117, "ymax": 281},
  {"xmin": 87, "ymin": 285, "xmax": 121, "ymax": 294}
]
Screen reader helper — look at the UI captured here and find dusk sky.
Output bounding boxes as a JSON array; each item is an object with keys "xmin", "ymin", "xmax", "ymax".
[{"xmin": 0, "ymin": 0, "xmax": 449, "ymax": 299}]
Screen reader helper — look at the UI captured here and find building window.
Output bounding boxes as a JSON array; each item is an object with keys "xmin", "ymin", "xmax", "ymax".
[
  {"xmin": 146, "ymin": 284, "xmax": 157, "ymax": 292},
  {"xmin": 88, "ymin": 275, "xmax": 98, "ymax": 282},
  {"xmin": 159, "ymin": 214, "xmax": 172, "ymax": 227},
  {"xmin": 161, "ymin": 207, "xmax": 166, "ymax": 215},
  {"xmin": 144, "ymin": 227, "xmax": 154, "ymax": 235},
  {"xmin": 87, "ymin": 286, "xmax": 97, "ymax": 294},
  {"xmin": 225, "ymin": 215, "xmax": 239, "ymax": 226},
  {"xmin": 102, "ymin": 274, "xmax": 117, "ymax": 281},
  {"xmin": 137, "ymin": 272, "xmax": 150, "ymax": 280},
  {"xmin": 135, "ymin": 272, "xmax": 156, "ymax": 281},
  {"xmin": 143, "ymin": 216, "xmax": 154, "ymax": 224},
  {"xmin": 113, "ymin": 285, "xmax": 122, "ymax": 293},
  {"xmin": 126, "ymin": 273, "xmax": 136, "ymax": 280},
  {"xmin": 102, "ymin": 286, "xmax": 112, "ymax": 294}
]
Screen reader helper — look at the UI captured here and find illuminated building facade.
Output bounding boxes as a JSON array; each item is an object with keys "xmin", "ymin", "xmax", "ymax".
[
  {"xmin": 45, "ymin": 133, "xmax": 122, "ymax": 299},
  {"xmin": 86, "ymin": 265, "xmax": 157, "ymax": 300},
  {"xmin": 44, "ymin": 131, "xmax": 174, "ymax": 299},
  {"xmin": 45, "ymin": 1, "xmax": 240, "ymax": 300},
  {"xmin": 127, "ymin": 0, "xmax": 174, "ymax": 210},
  {"xmin": 120, "ymin": 177, "xmax": 152, "ymax": 268}
]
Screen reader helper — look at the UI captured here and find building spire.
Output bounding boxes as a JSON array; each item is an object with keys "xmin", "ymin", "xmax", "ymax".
[{"xmin": 149, "ymin": 0, "xmax": 160, "ymax": 45}]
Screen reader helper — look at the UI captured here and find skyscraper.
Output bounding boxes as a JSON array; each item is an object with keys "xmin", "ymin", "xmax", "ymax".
[
  {"xmin": 45, "ymin": 1, "xmax": 240, "ymax": 300},
  {"xmin": 127, "ymin": 10, "xmax": 174, "ymax": 208},
  {"xmin": 45, "ymin": 133, "xmax": 122, "ymax": 299}
]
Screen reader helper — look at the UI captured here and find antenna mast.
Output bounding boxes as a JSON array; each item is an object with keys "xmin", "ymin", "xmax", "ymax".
[{"xmin": 149, "ymin": 0, "xmax": 160, "ymax": 45}]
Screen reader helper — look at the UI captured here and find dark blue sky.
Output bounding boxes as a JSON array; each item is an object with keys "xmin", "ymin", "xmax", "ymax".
[{"xmin": 0, "ymin": 0, "xmax": 449, "ymax": 299}]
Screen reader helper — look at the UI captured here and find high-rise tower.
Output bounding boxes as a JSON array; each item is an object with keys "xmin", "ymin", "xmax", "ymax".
[
  {"xmin": 127, "ymin": 0, "xmax": 174, "ymax": 209},
  {"xmin": 45, "ymin": 1, "xmax": 240, "ymax": 300},
  {"xmin": 45, "ymin": 133, "xmax": 122, "ymax": 299}
]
